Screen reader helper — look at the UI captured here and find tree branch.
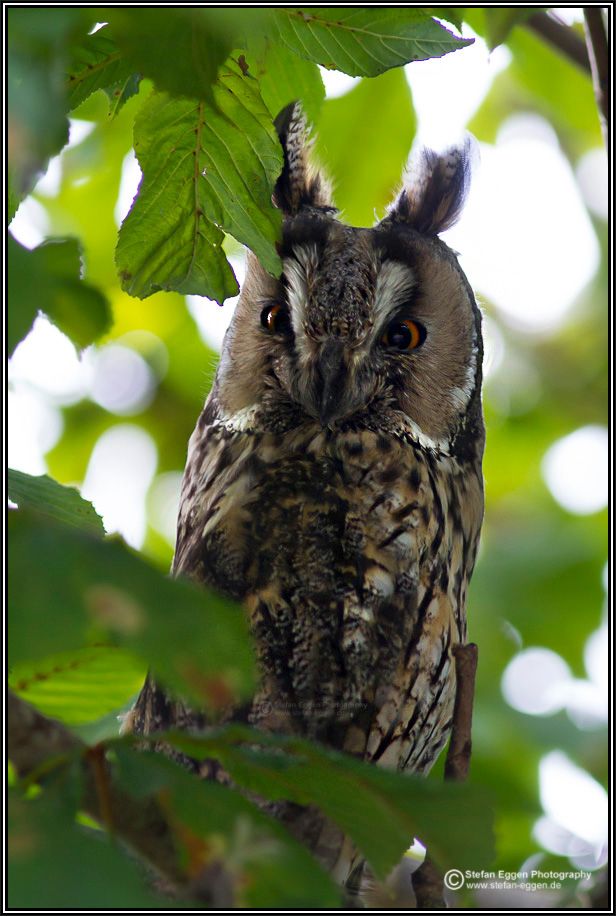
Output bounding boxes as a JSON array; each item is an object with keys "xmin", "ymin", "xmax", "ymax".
[
  {"xmin": 413, "ymin": 643, "xmax": 479, "ymax": 909},
  {"xmin": 8, "ymin": 690, "xmax": 183, "ymax": 887},
  {"xmin": 583, "ymin": 8, "xmax": 610, "ymax": 143},
  {"xmin": 11, "ymin": 643, "xmax": 482, "ymax": 912},
  {"xmin": 445, "ymin": 643, "xmax": 479, "ymax": 783},
  {"xmin": 411, "ymin": 855, "xmax": 447, "ymax": 910},
  {"xmin": 8, "ymin": 687, "xmax": 82, "ymax": 771},
  {"xmin": 526, "ymin": 12, "xmax": 591, "ymax": 73}
]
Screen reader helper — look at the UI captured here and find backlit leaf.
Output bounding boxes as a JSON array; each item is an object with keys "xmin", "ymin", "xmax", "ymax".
[
  {"xmin": 315, "ymin": 66, "xmax": 415, "ymax": 226},
  {"xmin": 8, "ymin": 469, "xmax": 105, "ymax": 537},
  {"xmin": 8, "ymin": 511, "xmax": 256, "ymax": 708},
  {"xmin": 272, "ymin": 8, "xmax": 473, "ymax": 76},
  {"xmin": 9, "ymin": 646, "xmax": 144, "ymax": 725},
  {"xmin": 66, "ymin": 29, "xmax": 134, "ymax": 111},
  {"xmin": 8, "ymin": 235, "xmax": 111, "ymax": 354},
  {"xmin": 116, "ymin": 60, "xmax": 282, "ymax": 302},
  {"xmin": 482, "ymin": 8, "xmax": 538, "ymax": 50},
  {"xmin": 104, "ymin": 73, "xmax": 142, "ymax": 118},
  {"xmin": 246, "ymin": 40, "xmax": 325, "ymax": 125}
]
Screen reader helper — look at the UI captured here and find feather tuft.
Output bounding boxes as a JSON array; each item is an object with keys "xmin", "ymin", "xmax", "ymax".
[
  {"xmin": 273, "ymin": 101, "xmax": 334, "ymax": 215},
  {"xmin": 385, "ymin": 134, "xmax": 478, "ymax": 235}
]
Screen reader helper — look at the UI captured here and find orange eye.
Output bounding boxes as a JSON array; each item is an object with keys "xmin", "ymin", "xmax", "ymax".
[
  {"xmin": 381, "ymin": 318, "xmax": 426, "ymax": 351},
  {"xmin": 260, "ymin": 303, "xmax": 289, "ymax": 333}
]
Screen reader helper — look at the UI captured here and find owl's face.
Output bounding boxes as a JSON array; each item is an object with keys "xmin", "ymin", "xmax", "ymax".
[{"xmin": 214, "ymin": 105, "xmax": 484, "ymax": 462}]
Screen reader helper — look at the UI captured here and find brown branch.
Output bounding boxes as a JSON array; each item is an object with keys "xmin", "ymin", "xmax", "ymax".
[
  {"xmin": 584, "ymin": 8, "xmax": 610, "ymax": 143},
  {"xmin": 412, "ymin": 855, "xmax": 446, "ymax": 909},
  {"xmin": 10, "ymin": 643, "xmax": 482, "ymax": 912},
  {"xmin": 413, "ymin": 643, "xmax": 479, "ymax": 909},
  {"xmin": 445, "ymin": 643, "xmax": 479, "ymax": 783},
  {"xmin": 8, "ymin": 690, "xmax": 183, "ymax": 887},
  {"xmin": 8, "ymin": 688, "xmax": 83, "ymax": 772},
  {"xmin": 526, "ymin": 12, "xmax": 591, "ymax": 72}
]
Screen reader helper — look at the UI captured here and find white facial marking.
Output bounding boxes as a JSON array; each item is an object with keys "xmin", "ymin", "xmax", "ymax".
[
  {"xmin": 448, "ymin": 343, "xmax": 477, "ymax": 412},
  {"xmin": 283, "ymin": 244, "xmax": 319, "ymax": 364},
  {"xmin": 373, "ymin": 260, "xmax": 416, "ymax": 331}
]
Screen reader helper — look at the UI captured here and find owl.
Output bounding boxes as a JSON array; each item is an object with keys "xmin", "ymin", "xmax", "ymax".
[{"xmin": 129, "ymin": 103, "xmax": 485, "ymax": 899}]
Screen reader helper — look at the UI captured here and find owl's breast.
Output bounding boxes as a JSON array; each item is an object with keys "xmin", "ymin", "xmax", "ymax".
[
  {"xmin": 175, "ymin": 420, "xmax": 483, "ymax": 756},
  {"xmin": 180, "ymin": 425, "xmax": 429, "ymax": 597}
]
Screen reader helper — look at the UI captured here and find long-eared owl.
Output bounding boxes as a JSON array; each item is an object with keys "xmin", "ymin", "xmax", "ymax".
[{"xmin": 129, "ymin": 102, "xmax": 485, "ymax": 894}]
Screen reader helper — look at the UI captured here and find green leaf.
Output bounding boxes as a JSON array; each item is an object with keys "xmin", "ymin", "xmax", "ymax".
[
  {"xmin": 105, "ymin": 8, "xmax": 241, "ymax": 104},
  {"xmin": 8, "ymin": 235, "xmax": 111, "ymax": 354},
  {"xmin": 66, "ymin": 30, "xmax": 135, "ymax": 111},
  {"xmin": 166, "ymin": 724, "xmax": 495, "ymax": 879},
  {"xmin": 116, "ymin": 60, "xmax": 282, "ymax": 302},
  {"xmin": 246, "ymin": 40, "xmax": 325, "ymax": 125},
  {"xmin": 7, "ymin": 239, "xmax": 40, "ymax": 355},
  {"xmin": 8, "ymin": 511, "xmax": 256, "ymax": 708},
  {"xmin": 8, "ymin": 169, "xmax": 20, "ymax": 224},
  {"xmin": 7, "ymin": 9, "xmax": 86, "ymax": 206},
  {"xmin": 115, "ymin": 92, "xmax": 236, "ymax": 303},
  {"xmin": 9, "ymin": 646, "xmax": 145, "ymax": 726},
  {"xmin": 8, "ymin": 469, "xmax": 105, "ymax": 537},
  {"xmin": 114, "ymin": 746, "xmax": 342, "ymax": 907},
  {"xmin": 9, "ymin": 790, "xmax": 163, "ymax": 908},
  {"xmin": 39, "ymin": 87, "xmax": 143, "ymax": 291},
  {"xmin": 272, "ymin": 8, "xmax": 473, "ymax": 77},
  {"xmin": 432, "ymin": 8, "xmax": 465, "ymax": 30},
  {"xmin": 197, "ymin": 61, "xmax": 282, "ymax": 275},
  {"xmin": 104, "ymin": 72, "xmax": 142, "ymax": 118},
  {"xmin": 482, "ymin": 8, "xmax": 538, "ymax": 50},
  {"xmin": 315, "ymin": 67, "xmax": 415, "ymax": 226}
]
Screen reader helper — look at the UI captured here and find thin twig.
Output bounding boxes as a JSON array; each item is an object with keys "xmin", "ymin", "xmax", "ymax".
[
  {"xmin": 413, "ymin": 643, "xmax": 479, "ymax": 909},
  {"xmin": 86, "ymin": 744, "xmax": 116, "ymax": 836},
  {"xmin": 526, "ymin": 12, "xmax": 591, "ymax": 72},
  {"xmin": 583, "ymin": 8, "xmax": 610, "ymax": 143}
]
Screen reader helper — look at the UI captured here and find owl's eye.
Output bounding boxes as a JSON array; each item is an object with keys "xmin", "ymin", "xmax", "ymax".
[
  {"xmin": 382, "ymin": 318, "xmax": 426, "ymax": 351},
  {"xmin": 260, "ymin": 303, "xmax": 289, "ymax": 334}
]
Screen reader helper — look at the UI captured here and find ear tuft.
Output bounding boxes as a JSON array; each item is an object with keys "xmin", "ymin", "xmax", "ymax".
[
  {"xmin": 385, "ymin": 135, "xmax": 477, "ymax": 235},
  {"xmin": 273, "ymin": 101, "xmax": 334, "ymax": 216}
]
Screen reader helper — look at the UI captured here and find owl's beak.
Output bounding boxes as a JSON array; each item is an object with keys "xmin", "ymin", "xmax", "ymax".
[{"xmin": 314, "ymin": 338, "xmax": 347, "ymax": 427}]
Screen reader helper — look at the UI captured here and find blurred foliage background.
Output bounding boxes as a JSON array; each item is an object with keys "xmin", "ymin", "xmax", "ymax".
[{"xmin": 8, "ymin": 7, "xmax": 608, "ymax": 909}]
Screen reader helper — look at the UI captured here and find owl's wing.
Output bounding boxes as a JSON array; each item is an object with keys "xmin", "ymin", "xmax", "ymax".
[{"xmin": 358, "ymin": 446, "xmax": 482, "ymax": 775}]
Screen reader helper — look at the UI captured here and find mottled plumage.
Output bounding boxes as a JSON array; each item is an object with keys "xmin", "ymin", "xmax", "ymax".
[{"xmin": 129, "ymin": 103, "xmax": 485, "ymax": 898}]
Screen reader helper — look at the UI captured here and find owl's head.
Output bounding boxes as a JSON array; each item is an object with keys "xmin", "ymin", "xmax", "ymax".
[{"xmin": 214, "ymin": 103, "xmax": 484, "ymax": 461}]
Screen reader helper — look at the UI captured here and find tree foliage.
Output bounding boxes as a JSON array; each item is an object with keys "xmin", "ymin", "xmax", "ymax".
[{"xmin": 8, "ymin": 7, "xmax": 607, "ymax": 909}]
